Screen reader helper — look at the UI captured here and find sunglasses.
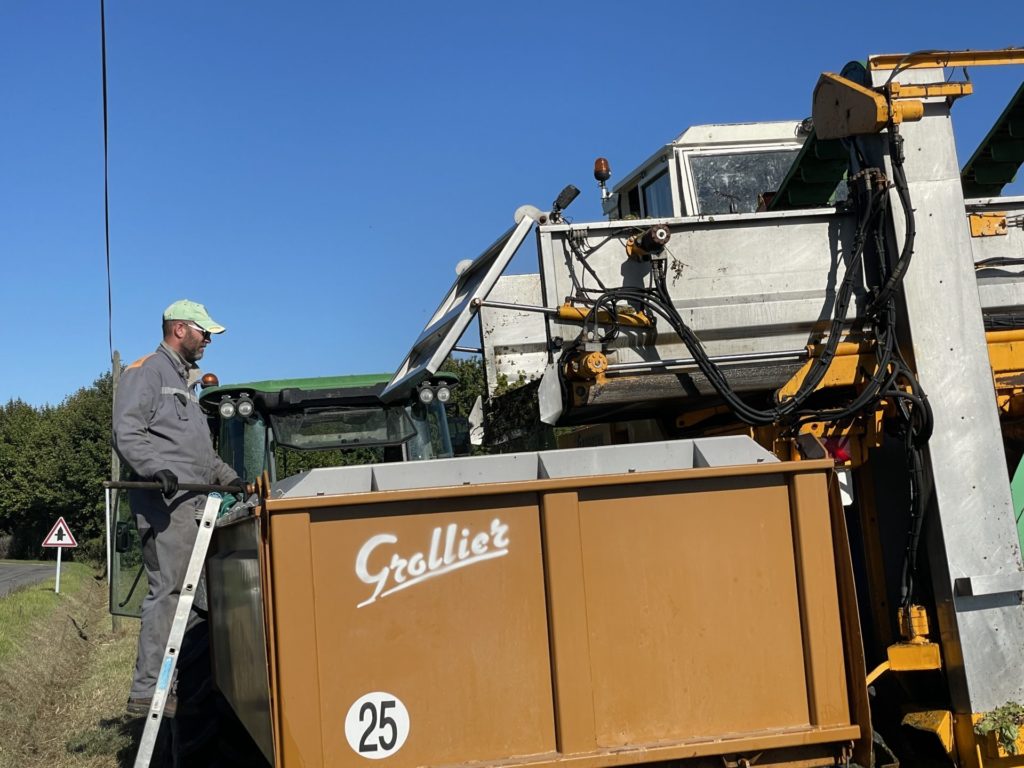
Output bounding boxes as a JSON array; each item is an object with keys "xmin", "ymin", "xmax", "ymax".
[{"xmin": 182, "ymin": 322, "xmax": 212, "ymax": 341}]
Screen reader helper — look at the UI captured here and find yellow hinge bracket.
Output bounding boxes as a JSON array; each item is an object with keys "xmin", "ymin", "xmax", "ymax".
[
  {"xmin": 812, "ymin": 74, "xmax": 974, "ymax": 140},
  {"xmin": 813, "ymin": 73, "xmax": 926, "ymax": 139}
]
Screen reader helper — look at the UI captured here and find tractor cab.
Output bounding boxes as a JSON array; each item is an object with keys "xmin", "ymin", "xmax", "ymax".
[
  {"xmin": 197, "ymin": 372, "xmax": 461, "ymax": 484},
  {"xmin": 109, "ymin": 371, "xmax": 461, "ymax": 619}
]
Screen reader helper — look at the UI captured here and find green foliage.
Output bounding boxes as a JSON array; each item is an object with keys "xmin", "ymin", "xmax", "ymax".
[
  {"xmin": 0, "ymin": 373, "xmax": 113, "ymax": 560},
  {"xmin": 275, "ymin": 445, "xmax": 384, "ymax": 476},
  {"xmin": 493, "ymin": 371, "xmax": 527, "ymax": 396},
  {"xmin": 439, "ymin": 356, "xmax": 553, "ymax": 453},
  {"xmin": 75, "ymin": 536, "xmax": 106, "ymax": 567},
  {"xmin": 486, "ymin": 379, "xmax": 555, "ymax": 452},
  {"xmin": 438, "ymin": 356, "xmax": 486, "ymax": 417},
  {"xmin": 975, "ymin": 701, "xmax": 1024, "ymax": 755},
  {"xmin": 439, "ymin": 356, "xmax": 489, "ymax": 455}
]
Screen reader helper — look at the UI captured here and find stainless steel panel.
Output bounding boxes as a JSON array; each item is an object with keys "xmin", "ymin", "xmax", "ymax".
[
  {"xmin": 474, "ymin": 194, "xmax": 1024, "ymax": 412},
  {"xmin": 538, "ymin": 440, "xmax": 696, "ymax": 477},
  {"xmin": 370, "ymin": 452, "xmax": 540, "ymax": 491},
  {"xmin": 536, "ymin": 435, "xmax": 778, "ymax": 476},
  {"xmin": 693, "ymin": 436, "xmax": 779, "ymax": 467},
  {"xmin": 208, "ymin": 516, "xmax": 274, "ymax": 764},
  {"xmin": 272, "ymin": 465, "xmax": 373, "ymax": 499},
  {"xmin": 479, "ymin": 274, "xmax": 548, "ymax": 395},
  {"xmin": 537, "ymin": 209, "xmax": 862, "ymax": 367},
  {"xmin": 873, "ymin": 65, "xmax": 1024, "ymax": 713}
]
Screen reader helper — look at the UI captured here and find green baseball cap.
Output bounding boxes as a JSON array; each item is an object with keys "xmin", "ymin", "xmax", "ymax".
[{"xmin": 163, "ymin": 299, "xmax": 226, "ymax": 333}]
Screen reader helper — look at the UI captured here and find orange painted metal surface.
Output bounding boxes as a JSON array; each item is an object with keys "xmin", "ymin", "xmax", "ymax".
[{"xmin": 261, "ymin": 459, "xmax": 862, "ymax": 767}]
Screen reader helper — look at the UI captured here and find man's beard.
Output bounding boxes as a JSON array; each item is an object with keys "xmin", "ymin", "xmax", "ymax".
[{"xmin": 181, "ymin": 338, "xmax": 205, "ymax": 364}]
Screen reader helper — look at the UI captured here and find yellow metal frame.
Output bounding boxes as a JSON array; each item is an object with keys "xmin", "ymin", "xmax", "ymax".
[
  {"xmin": 777, "ymin": 342, "xmax": 876, "ymax": 401},
  {"xmin": 887, "ymin": 641, "xmax": 942, "ymax": 672},
  {"xmin": 903, "ymin": 710, "xmax": 955, "ymax": 758},
  {"xmin": 888, "ymin": 80, "xmax": 974, "ymax": 99},
  {"xmin": 869, "ymin": 49, "xmax": 1024, "ymax": 71},
  {"xmin": 971, "ymin": 213, "xmax": 1010, "ymax": 238},
  {"xmin": 898, "ymin": 603, "xmax": 930, "ymax": 640},
  {"xmin": 813, "ymin": 53, "xmax": 984, "ymax": 141},
  {"xmin": 988, "ymin": 330, "xmax": 1024, "ymax": 424},
  {"xmin": 813, "ymin": 73, "xmax": 925, "ymax": 139},
  {"xmin": 773, "ymin": 341, "xmax": 887, "ymax": 467},
  {"xmin": 864, "ymin": 604, "xmax": 942, "ymax": 682},
  {"xmin": 955, "ymin": 713, "xmax": 1024, "ymax": 767},
  {"xmin": 671, "ymin": 328, "xmax": 1024, "ymax": 463}
]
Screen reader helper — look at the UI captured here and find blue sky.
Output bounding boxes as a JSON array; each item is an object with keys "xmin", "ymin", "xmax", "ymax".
[{"xmin": 2, "ymin": 1, "xmax": 1023, "ymax": 406}]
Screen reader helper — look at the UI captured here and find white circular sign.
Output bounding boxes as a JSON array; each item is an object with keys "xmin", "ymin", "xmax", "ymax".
[{"xmin": 345, "ymin": 691, "xmax": 410, "ymax": 759}]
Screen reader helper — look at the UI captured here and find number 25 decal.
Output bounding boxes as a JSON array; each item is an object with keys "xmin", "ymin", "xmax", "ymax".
[{"xmin": 345, "ymin": 692, "xmax": 410, "ymax": 759}]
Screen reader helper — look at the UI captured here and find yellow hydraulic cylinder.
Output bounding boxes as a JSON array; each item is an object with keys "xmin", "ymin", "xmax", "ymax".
[{"xmin": 556, "ymin": 304, "xmax": 653, "ymax": 328}]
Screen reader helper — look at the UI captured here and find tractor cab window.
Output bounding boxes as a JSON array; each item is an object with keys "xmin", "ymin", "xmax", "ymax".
[
  {"xmin": 217, "ymin": 413, "xmax": 268, "ymax": 483},
  {"xmin": 688, "ymin": 149, "xmax": 800, "ymax": 214},
  {"xmin": 406, "ymin": 400, "xmax": 454, "ymax": 460},
  {"xmin": 269, "ymin": 406, "xmax": 416, "ymax": 450},
  {"xmin": 641, "ymin": 170, "xmax": 673, "ymax": 218}
]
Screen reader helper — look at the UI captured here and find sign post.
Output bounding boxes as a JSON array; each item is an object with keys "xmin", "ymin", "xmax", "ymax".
[{"xmin": 42, "ymin": 517, "xmax": 78, "ymax": 594}]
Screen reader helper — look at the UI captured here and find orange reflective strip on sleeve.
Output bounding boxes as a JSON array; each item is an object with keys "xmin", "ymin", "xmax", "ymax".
[{"xmin": 125, "ymin": 353, "xmax": 154, "ymax": 370}]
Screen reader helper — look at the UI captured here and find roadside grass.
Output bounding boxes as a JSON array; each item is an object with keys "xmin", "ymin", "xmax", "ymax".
[
  {"xmin": 0, "ymin": 563, "xmax": 87, "ymax": 662},
  {"xmin": 0, "ymin": 563, "xmax": 143, "ymax": 768}
]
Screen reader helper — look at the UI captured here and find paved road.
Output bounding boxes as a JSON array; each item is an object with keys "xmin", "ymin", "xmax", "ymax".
[{"xmin": 0, "ymin": 562, "xmax": 54, "ymax": 597}]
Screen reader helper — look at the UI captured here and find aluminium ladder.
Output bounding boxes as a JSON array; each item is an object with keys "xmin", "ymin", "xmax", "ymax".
[{"xmin": 133, "ymin": 492, "xmax": 222, "ymax": 768}]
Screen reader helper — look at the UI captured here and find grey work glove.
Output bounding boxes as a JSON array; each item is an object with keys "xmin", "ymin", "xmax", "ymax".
[{"xmin": 152, "ymin": 469, "xmax": 179, "ymax": 498}]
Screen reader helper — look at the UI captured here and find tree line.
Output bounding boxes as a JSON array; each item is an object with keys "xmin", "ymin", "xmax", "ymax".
[
  {"xmin": 0, "ymin": 373, "xmax": 113, "ymax": 562},
  {"xmin": 0, "ymin": 358, "xmax": 488, "ymax": 563}
]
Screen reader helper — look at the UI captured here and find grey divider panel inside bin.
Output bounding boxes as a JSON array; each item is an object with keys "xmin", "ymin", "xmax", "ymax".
[
  {"xmin": 370, "ymin": 451, "xmax": 540, "ymax": 491},
  {"xmin": 692, "ymin": 436, "xmax": 779, "ymax": 468},
  {"xmin": 539, "ymin": 440, "xmax": 696, "ymax": 478},
  {"xmin": 272, "ymin": 465, "xmax": 373, "ymax": 499},
  {"xmin": 270, "ymin": 436, "xmax": 778, "ymax": 499}
]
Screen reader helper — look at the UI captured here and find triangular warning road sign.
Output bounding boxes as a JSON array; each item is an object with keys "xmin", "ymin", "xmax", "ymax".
[{"xmin": 42, "ymin": 517, "xmax": 78, "ymax": 548}]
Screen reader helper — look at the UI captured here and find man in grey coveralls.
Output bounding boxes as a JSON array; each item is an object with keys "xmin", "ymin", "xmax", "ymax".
[{"xmin": 113, "ymin": 299, "xmax": 243, "ymax": 716}]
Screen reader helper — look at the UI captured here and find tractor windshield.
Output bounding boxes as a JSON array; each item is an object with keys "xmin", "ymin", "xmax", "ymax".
[
  {"xmin": 269, "ymin": 405, "xmax": 417, "ymax": 450},
  {"xmin": 689, "ymin": 149, "xmax": 800, "ymax": 214}
]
